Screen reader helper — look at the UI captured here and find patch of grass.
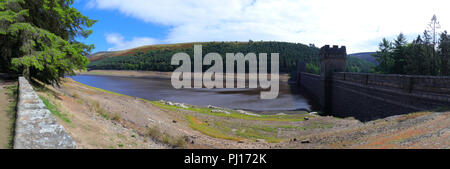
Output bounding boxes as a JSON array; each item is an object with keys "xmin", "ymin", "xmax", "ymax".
[
  {"xmin": 72, "ymin": 93, "xmax": 84, "ymax": 104},
  {"xmin": 145, "ymin": 126, "xmax": 187, "ymax": 148},
  {"xmin": 214, "ymin": 122, "xmax": 234, "ymax": 133},
  {"xmin": 39, "ymin": 95, "xmax": 71, "ymax": 123},
  {"xmin": 111, "ymin": 112, "xmax": 122, "ymax": 122},
  {"xmin": 31, "ymin": 80, "xmax": 64, "ymax": 100},
  {"xmin": 235, "ymin": 128, "xmax": 283, "ymax": 143},
  {"xmin": 75, "ymin": 95, "xmax": 122, "ymax": 122},
  {"xmin": 299, "ymin": 122, "xmax": 334, "ymax": 130},
  {"xmin": 88, "ymin": 100, "xmax": 113, "ymax": 120},
  {"xmin": 145, "ymin": 126, "xmax": 163, "ymax": 139},
  {"xmin": 217, "ymin": 122, "xmax": 284, "ymax": 143},
  {"xmin": 215, "ymin": 122, "xmax": 312, "ymax": 143},
  {"xmin": 5, "ymin": 85, "xmax": 18, "ymax": 120},
  {"xmin": 186, "ymin": 115, "xmax": 243, "ymax": 141},
  {"xmin": 151, "ymin": 100, "xmax": 310, "ymax": 122},
  {"xmin": 100, "ymin": 113, "xmax": 110, "ymax": 120},
  {"xmin": 174, "ymin": 136, "xmax": 187, "ymax": 148},
  {"xmin": 5, "ymin": 85, "xmax": 18, "ymax": 149},
  {"xmin": 117, "ymin": 133, "xmax": 125, "ymax": 139},
  {"xmin": 72, "ymin": 93, "xmax": 80, "ymax": 99},
  {"xmin": 188, "ymin": 116, "xmax": 301, "ymax": 143}
]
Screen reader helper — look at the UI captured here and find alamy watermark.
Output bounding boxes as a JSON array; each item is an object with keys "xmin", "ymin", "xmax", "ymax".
[{"xmin": 171, "ymin": 45, "xmax": 279, "ymax": 99}]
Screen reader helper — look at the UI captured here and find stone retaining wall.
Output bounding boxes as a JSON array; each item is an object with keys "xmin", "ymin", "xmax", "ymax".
[{"xmin": 14, "ymin": 77, "xmax": 76, "ymax": 149}]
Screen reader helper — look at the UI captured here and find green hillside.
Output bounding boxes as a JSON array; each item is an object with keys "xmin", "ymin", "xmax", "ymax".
[
  {"xmin": 88, "ymin": 42, "xmax": 320, "ymax": 73},
  {"xmin": 346, "ymin": 56, "xmax": 376, "ymax": 73},
  {"xmin": 88, "ymin": 41, "xmax": 374, "ymax": 75}
]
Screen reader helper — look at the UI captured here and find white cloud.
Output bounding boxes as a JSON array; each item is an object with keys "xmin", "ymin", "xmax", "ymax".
[
  {"xmin": 90, "ymin": 0, "xmax": 450, "ymax": 53},
  {"xmin": 105, "ymin": 33, "xmax": 158, "ymax": 51}
]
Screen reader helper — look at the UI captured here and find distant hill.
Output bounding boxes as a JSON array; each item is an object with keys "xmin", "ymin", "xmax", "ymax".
[
  {"xmin": 346, "ymin": 56, "xmax": 375, "ymax": 73},
  {"xmin": 87, "ymin": 51, "xmax": 114, "ymax": 61},
  {"xmin": 87, "ymin": 41, "xmax": 321, "ymax": 73},
  {"xmin": 348, "ymin": 52, "xmax": 377, "ymax": 65},
  {"xmin": 87, "ymin": 42, "xmax": 375, "ymax": 74},
  {"xmin": 88, "ymin": 42, "xmax": 201, "ymax": 62}
]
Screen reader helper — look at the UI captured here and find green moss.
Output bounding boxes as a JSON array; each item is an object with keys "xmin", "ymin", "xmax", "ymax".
[{"xmin": 186, "ymin": 115, "xmax": 242, "ymax": 141}]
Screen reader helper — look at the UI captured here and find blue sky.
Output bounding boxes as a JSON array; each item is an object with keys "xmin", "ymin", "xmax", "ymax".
[
  {"xmin": 74, "ymin": 0, "xmax": 171, "ymax": 53},
  {"xmin": 74, "ymin": 0, "xmax": 449, "ymax": 54}
]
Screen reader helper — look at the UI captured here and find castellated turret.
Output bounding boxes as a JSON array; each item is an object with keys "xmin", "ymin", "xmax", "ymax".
[{"xmin": 320, "ymin": 45, "xmax": 347, "ymax": 76}]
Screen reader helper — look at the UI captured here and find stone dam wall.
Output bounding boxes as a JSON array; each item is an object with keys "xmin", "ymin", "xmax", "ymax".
[
  {"xmin": 298, "ymin": 45, "xmax": 450, "ymax": 121},
  {"xmin": 298, "ymin": 72, "xmax": 450, "ymax": 121},
  {"xmin": 14, "ymin": 77, "xmax": 76, "ymax": 149}
]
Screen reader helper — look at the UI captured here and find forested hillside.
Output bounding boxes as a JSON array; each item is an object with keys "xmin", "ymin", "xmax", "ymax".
[
  {"xmin": 348, "ymin": 52, "xmax": 377, "ymax": 65},
  {"xmin": 346, "ymin": 56, "xmax": 376, "ymax": 73},
  {"xmin": 88, "ymin": 42, "xmax": 320, "ymax": 73},
  {"xmin": 88, "ymin": 41, "xmax": 375, "ymax": 74}
]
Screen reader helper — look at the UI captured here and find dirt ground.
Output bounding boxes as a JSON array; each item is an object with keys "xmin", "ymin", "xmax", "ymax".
[
  {"xmin": 0, "ymin": 79, "xmax": 17, "ymax": 149},
  {"xmin": 34, "ymin": 73, "xmax": 449, "ymax": 149}
]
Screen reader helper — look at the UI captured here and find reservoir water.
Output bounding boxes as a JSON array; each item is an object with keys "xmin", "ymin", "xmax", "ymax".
[{"xmin": 71, "ymin": 75, "xmax": 312, "ymax": 113}]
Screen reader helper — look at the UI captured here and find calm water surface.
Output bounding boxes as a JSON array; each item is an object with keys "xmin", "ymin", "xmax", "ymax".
[{"xmin": 71, "ymin": 75, "xmax": 312, "ymax": 113}]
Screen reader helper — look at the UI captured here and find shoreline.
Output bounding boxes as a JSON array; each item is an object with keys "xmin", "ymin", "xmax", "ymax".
[
  {"xmin": 69, "ymin": 77, "xmax": 311, "ymax": 114},
  {"xmin": 74, "ymin": 70, "xmax": 308, "ymax": 114},
  {"xmin": 77, "ymin": 70, "xmax": 292, "ymax": 82}
]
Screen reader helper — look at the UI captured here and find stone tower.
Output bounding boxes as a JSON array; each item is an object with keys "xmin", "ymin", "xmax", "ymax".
[
  {"xmin": 320, "ymin": 45, "xmax": 347, "ymax": 114},
  {"xmin": 320, "ymin": 45, "xmax": 347, "ymax": 77}
]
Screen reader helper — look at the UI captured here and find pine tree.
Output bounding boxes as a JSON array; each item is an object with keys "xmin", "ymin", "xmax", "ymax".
[
  {"xmin": 427, "ymin": 14, "xmax": 441, "ymax": 48},
  {"xmin": 439, "ymin": 31, "xmax": 450, "ymax": 76},
  {"xmin": 374, "ymin": 38, "xmax": 393, "ymax": 73},
  {"xmin": 404, "ymin": 35, "xmax": 425, "ymax": 75},
  {"xmin": 391, "ymin": 33, "xmax": 408, "ymax": 74},
  {"xmin": 0, "ymin": 0, "xmax": 96, "ymax": 84}
]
